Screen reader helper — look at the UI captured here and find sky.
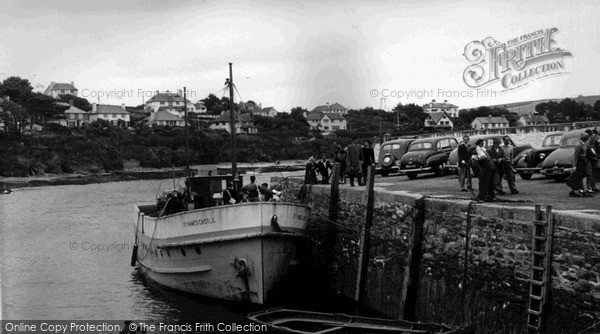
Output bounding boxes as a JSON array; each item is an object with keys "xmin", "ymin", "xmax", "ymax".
[{"xmin": 1, "ymin": 0, "xmax": 599, "ymax": 112}]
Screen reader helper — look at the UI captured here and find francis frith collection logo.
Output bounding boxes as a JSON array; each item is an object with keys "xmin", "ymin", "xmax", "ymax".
[{"xmin": 463, "ymin": 28, "xmax": 572, "ymax": 91}]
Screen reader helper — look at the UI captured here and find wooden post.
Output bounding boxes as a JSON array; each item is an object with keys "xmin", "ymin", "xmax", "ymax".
[
  {"xmin": 355, "ymin": 165, "xmax": 376, "ymax": 303},
  {"xmin": 325, "ymin": 163, "xmax": 341, "ymax": 288},
  {"xmin": 329, "ymin": 163, "xmax": 341, "ymax": 223},
  {"xmin": 399, "ymin": 196, "xmax": 425, "ymax": 321}
]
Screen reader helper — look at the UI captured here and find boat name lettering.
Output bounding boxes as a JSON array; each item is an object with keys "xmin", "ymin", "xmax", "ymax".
[{"xmin": 184, "ymin": 217, "xmax": 216, "ymax": 227}]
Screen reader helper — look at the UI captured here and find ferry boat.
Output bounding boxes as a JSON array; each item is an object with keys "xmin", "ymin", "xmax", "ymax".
[{"xmin": 131, "ymin": 64, "xmax": 311, "ymax": 304}]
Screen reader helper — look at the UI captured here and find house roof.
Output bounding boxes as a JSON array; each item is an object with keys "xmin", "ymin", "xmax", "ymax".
[
  {"xmin": 322, "ymin": 113, "xmax": 346, "ymax": 120},
  {"xmin": 427, "ymin": 112, "xmax": 449, "ymax": 124},
  {"xmin": 94, "ymin": 104, "xmax": 130, "ymax": 114},
  {"xmin": 520, "ymin": 114, "xmax": 549, "ymax": 123},
  {"xmin": 150, "ymin": 110, "xmax": 184, "ymax": 122},
  {"xmin": 212, "ymin": 111, "xmax": 254, "ymax": 123},
  {"xmin": 306, "ymin": 111, "xmax": 323, "ymax": 120},
  {"xmin": 311, "ymin": 103, "xmax": 347, "ymax": 113},
  {"xmin": 262, "ymin": 107, "xmax": 277, "ymax": 113},
  {"xmin": 472, "ymin": 116, "xmax": 509, "ymax": 124},
  {"xmin": 157, "ymin": 106, "xmax": 183, "ymax": 111},
  {"xmin": 64, "ymin": 105, "xmax": 87, "ymax": 114},
  {"xmin": 423, "ymin": 100, "xmax": 458, "ymax": 109},
  {"xmin": 43, "ymin": 82, "xmax": 77, "ymax": 95},
  {"xmin": 146, "ymin": 92, "xmax": 187, "ymax": 104},
  {"xmin": 195, "ymin": 102, "xmax": 206, "ymax": 109}
]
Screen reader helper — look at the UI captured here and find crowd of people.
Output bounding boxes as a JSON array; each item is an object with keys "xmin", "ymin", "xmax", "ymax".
[
  {"xmin": 304, "ymin": 136, "xmax": 376, "ymax": 187},
  {"xmin": 223, "ymin": 175, "xmax": 282, "ymax": 204},
  {"xmin": 463, "ymin": 136, "xmax": 517, "ymax": 202},
  {"xmin": 458, "ymin": 130, "xmax": 600, "ymax": 201}
]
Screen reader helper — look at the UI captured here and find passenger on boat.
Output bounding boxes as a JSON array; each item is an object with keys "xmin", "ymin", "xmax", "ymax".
[
  {"xmin": 223, "ymin": 182, "xmax": 242, "ymax": 204},
  {"xmin": 240, "ymin": 175, "xmax": 260, "ymax": 202},
  {"xmin": 259, "ymin": 183, "xmax": 274, "ymax": 201}
]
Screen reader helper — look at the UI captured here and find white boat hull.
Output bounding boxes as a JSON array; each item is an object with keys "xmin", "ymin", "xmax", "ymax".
[{"xmin": 133, "ymin": 202, "xmax": 310, "ymax": 304}]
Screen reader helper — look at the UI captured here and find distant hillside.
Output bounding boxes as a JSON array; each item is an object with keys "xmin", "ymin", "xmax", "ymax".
[{"xmin": 478, "ymin": 95, "xmax": 600, "ymax": 116}]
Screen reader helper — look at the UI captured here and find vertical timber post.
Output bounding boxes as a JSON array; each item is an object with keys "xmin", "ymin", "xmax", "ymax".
[
  {"xmin": 326, "ymin": 163, "xmax": 341, "ymax": 288},
  {"xmin": 399, "ymin": 196, "xmax": 425, "ymax": 321},
  {"xmin": 355, "ymin": 165, "xmax": 376, "ymax": 303}
]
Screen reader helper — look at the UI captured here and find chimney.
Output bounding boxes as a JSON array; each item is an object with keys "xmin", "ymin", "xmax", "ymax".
[
  {"xmin": 92, "ymin": 103, "xmax": 97, "ymax": 112},
  {"xmin": 71, "ymin": 81, "xmax": 74, "ymax": 87},
  {"xmin": 121, "ymin": 103, "xmax": 126, "ymax": 110},
  {"xmin": 432, "ymin": 99, "xmax": 436, "ymax": 102},
  {"xmin": 69, "ymin": 99, "xmax": 73, "ymax": 106},
  {"xmin": 488, "ymin": 114, "xmax": 493, "ymax": 118},
  {"xmin": 444, "ymin": 99, "xmax": 447, "ymax": 103}
]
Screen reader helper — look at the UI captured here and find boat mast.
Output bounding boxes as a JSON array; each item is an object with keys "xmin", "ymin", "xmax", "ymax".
[
  {"xmin": 228, "ymin": 62, "xmax": 237, "ymax": 178},
  {"xmin": 184, "ymin": 86, "xmax": 189, "ymax": 175}
]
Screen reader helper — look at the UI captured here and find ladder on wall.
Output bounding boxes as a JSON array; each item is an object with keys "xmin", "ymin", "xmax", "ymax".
[{"xmin": 527, "ymin": 205, "xmax": 554, "ymax": 333}]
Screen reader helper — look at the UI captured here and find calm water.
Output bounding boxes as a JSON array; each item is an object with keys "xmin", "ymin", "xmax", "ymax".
[{"xmin": 0, "ymin": 173, "xmax": 302, "ymax": 322}]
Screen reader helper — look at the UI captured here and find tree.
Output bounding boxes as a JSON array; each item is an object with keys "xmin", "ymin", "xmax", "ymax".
[
  {"xmin": 290, "ymin": 106, "xmax": 309, "ymax": 123},
  {"xmin": 58, "ymin": 94, "xmax": 93, "ymax": 111},
  {"xmin": 0, "ymin": 100, "xmax": 30, "ymax": 138},
  {"xmin": 0, "ymin": 76, "xmax": 33, "ymax": 104},
  {"xmin": 23, "ymin": 92, "xmax": 69, "ymax": 124}
]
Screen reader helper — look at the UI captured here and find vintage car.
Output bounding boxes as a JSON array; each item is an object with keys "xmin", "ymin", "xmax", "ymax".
[
  {"xmin": 376, "ymin": 138, "xmax": 416, "ymax": 176},
  {"xmin": 513, "ymin": 132, "xmax": 564, "ymax": 180},
  {"xmin": 399, "ymin": 136, "xmax": 458, "ymax": 179},
  {"xmin": 445, "ymin": 134, "xmax": 532, "ymax": 174},
  {"xmin": 540, "ymin": 127, "xmax": 596, "ymax": 181}
]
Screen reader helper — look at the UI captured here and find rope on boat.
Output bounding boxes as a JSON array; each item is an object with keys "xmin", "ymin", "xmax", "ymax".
[{"xmin": 137, "ymin": 198, "xmax": 170, "ymax": 262}]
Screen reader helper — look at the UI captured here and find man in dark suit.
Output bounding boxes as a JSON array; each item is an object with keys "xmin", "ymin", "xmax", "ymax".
[
  {"xmin": 457, "ymin": 135, "xmax": 471, "ymax": 191},
  {"xmin": 487, "ymin": 138, "xmax": 507, "ymax": 195}
]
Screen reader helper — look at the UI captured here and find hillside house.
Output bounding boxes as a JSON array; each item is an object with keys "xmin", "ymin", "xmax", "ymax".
[
  {"xmin": 306, "ymin": 112, "xmax": 347, "ymax": 133},
  {"xmin": 146, "ymin": 92, "xmax": 194, "ymax": 117},
  {"xmin": 64, "ymin": 104, "xmax": 91, "ymax": 127},
  {"xmin": 424, "ymin": 112, "xmax": 453, "ymax": 130},
  {"xmin": 471, "ymin": 115, "xmax": 509, "ymax": 130},
  {"xmin": 310, "ymin": 103, "xmax": 348, "ymax": 115},
  {"xmin": 517, "ymin": 114, "xmax": 550, "ymax": 126},
  {"xmin": 423, "ymin": 99, "xmax": 459, "ymax": 118},
  {"xmin": 89, "ymin": 103, "xmax": 131, "ymax": 126},
  {"xmin": 146, "ymin": 110, "xmax": 185, "ymax": 127},
  {"xmin": 252, "ymin": 107, "xmax": 278, "ymax": 117},
  {"xmin": 209, "ymin": 111, "xmax": 257, "ymax": 134},
  {"xmin": 43, "ymin": 82, "xmax": 78, "ymax": 98}
]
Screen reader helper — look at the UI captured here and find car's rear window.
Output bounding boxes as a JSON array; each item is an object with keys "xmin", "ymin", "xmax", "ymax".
[
  {"xmin": 409, "ymin": 142, "xmax": 433, "ymax": 151},
  {"xmin": 382, "ymin": 144, "xmax": 401, "ymax": 151},
  {"xmin": 543, "ymin": 135, "xmax": 562, "ymax": 147}
]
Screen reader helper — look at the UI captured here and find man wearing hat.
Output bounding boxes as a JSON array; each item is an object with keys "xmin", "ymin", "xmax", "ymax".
[{"xmin": 487, "ymin": 137, "xmax": 508, "ymax": 195}]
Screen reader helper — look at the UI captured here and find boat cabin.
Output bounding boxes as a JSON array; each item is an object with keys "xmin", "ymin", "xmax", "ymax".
[{"xmin": 155, "ymin": 175, "xmax": 243, "ymax": 216}]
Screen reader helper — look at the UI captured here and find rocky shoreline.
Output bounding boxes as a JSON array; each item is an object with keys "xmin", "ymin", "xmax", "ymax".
[{"xmin": 0, "ymin": 164, "xmax": 306, "ymax": 191}]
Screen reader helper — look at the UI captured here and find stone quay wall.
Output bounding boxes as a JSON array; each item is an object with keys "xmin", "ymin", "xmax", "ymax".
[{"xmin": 275, "ymin": 177, "xmax": 600, "ymax": 333}]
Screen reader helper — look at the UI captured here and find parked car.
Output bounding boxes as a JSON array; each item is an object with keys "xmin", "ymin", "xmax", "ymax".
[
  {"xmin": 446, "ymin": 134, "xmax": 532, "ymax": 174},
  {"xmin": 376, "ymin": 138, "xmax": 416, "ymax": 176},
  {"xmin": 540, "ymin": 127, "xmax": 596, "ymax": 181},
  {"xmin": 513, "ymin": 132, "xmax": 564, "ymax": 180},
  {"xmin": 399, "ymin": 136, "xmax": 458, "ymax": 179}
]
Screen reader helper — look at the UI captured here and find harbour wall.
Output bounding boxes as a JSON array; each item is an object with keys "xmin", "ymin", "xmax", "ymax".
[{"xmin": 275, "ymin": 177, "xmax": 600, "ymax": 333}]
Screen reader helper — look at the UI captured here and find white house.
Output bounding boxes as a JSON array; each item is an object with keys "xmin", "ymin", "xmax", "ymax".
[
  {"xmin": 43, "ymin": 82, "xmax": 78, "ymax": 98},
  {"xmin": 471, "ymin": 115, "xmax": 510, "ymax": 130},
  {"xmin": 146, "ymin": 92, "xmax": 195, "ymax": 117},
  {"xmin": 194, "ymin": 101, "xmax": 207, "ymax": 113},
  {"xmin": 517, "ymin": 114, "xmax": 550, "ymax": 126},
  {"xmin": 252, "ymin": 107, "xmax": 278, "ymax": 117},
  {"xmin": 89, "ymin": 103, "xmax": 131, "ymax": 126},
  {"xmin": 310, "ymin": 103, "xmax": 348, "ymax": 115},
  {"xmin": 306, "ymin": 112, "xmax": 347, "ymax": 132},
  {"xmin": 424, "ymin": 112, "xmax": 453, "ymax": 129},
  {"xmin": 64, "ymin": 104, "xmax": 91, "ymax": 127},
  {"xmin": 423, "ymin": 99, "xmax": 459, "ymax": 118},
  {"xmin": 146, "ymin": 110, "xmax": 185, "ymax": 127},
  {"xmin": 209, "ymin": 111, "xmax": 257, "ymax": 134}
]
